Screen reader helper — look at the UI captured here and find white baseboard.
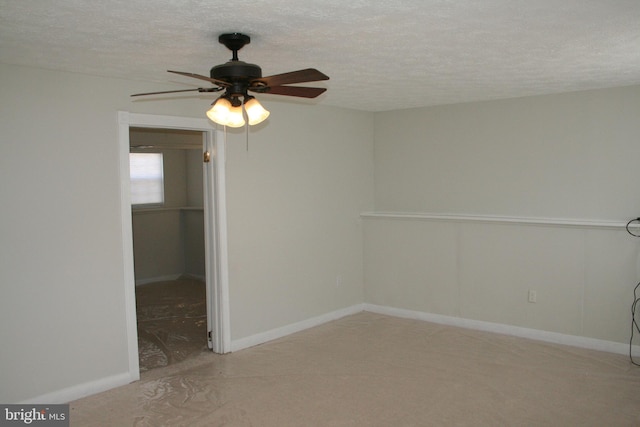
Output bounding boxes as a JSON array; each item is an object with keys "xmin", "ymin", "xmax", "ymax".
[
  {"xmin": 20, "ymin": 303, "xmax": 637, "ymax": 404},
  {"xmin": 135, "ymin": 274, "xmax": 181, "ymax": 286},
  {"xmin": 230, "ymin": 304, "xmax": 365, "ymax": 352},
  {"xmin": 230, "ymin": 302, "xmax": 640, "ymax": 357},
  {"xmin": 364, "ymin": 303, "xmax": 640, "ymax": 357},
  {"xmin": 19, "ymin": 372, "xmax": 135, "ymax": 404}
]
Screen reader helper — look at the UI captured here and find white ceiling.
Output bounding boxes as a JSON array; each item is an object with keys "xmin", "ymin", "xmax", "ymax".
[{"xmin": 1, "ymin": 0, "xmax": 639, "ymax": 112}]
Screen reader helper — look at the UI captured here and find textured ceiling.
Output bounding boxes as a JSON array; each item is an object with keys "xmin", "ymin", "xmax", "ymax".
[{"xmin": 1, "ymin": 0, "xmax": 639, "ymax": 112}]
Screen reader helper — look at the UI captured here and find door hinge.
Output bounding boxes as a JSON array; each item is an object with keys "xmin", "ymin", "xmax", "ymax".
[{"xmin": 203, "ymin": 151, "xmax": 211, "ymax": 163}]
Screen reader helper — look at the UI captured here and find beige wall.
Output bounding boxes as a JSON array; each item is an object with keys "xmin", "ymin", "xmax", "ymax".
[
  {"xmin": 373, "ymin": 87, "xmax": 640, "ymax": 219},
  {"xmin": 223, "ymin": 102, "xmax": 374, "ymax": 339},
  {"xmin": 367, "ymin": 86, "xmax": 640, "ymax": 344},
  {"xmin": 0, "ymin": 63, "xmax": 374, "ymax": 403}
]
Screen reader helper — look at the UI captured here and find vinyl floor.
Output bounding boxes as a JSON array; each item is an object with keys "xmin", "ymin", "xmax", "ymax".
[{"xmin": 135, "ymin": 277, "xmax": 208, "ymax": 372}]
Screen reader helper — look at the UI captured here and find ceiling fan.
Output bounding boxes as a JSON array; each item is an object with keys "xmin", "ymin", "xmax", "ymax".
[{"xmin": 132, "ymin": 33, "xmax": 329, "ymax": 127}]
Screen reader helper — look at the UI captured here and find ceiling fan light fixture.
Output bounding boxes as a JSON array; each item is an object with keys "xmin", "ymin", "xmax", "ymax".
[
  {"xmin": 244, "ymin": 96, "xmax": 270, "ymax": 125},
  {"xmin": 206, "ymin": 96, "xmax": 232, "ymax": 126},
  {"xmin": 225, "ymin": 104, "xmax": 246, "ymax": 128}
]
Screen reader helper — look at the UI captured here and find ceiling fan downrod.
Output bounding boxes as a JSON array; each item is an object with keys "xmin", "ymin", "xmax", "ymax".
[{"xmin": 219, "ymin": 33, "xmax": 250, "ymax": 61}]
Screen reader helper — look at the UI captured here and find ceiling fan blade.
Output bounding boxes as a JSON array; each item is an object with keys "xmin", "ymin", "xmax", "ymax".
[
  {"xmin": 131, "ymin": 87, "xmax": 221, "ymax": 97},
  {"xmin": 254, "ymin": 85, "xmax": 327, "ymax": 98},
  {"xmin": 257, "ymin": 68, "xmax": 329, "ymax": 87},
  {"xmin": 131, "ymin": 88, "xmax": 202, "ymax": 97},
  {"xmin": 168, "ymin": 70, "xmax": 230, "ymax": 87}
]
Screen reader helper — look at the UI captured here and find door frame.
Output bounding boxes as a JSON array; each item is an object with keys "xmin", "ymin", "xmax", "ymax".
[{"xmin": 118, "ymin": 111, "xmax": 230, "ymax": 380}]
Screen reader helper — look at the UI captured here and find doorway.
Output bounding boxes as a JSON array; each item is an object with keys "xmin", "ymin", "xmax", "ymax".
[
  {"xmin": 129, "ymin": 127, "xmax": 207, "ymax": 371},
  {"xmin": 118, "ymin": 112, "xmax": 230, "ymax": 381}
]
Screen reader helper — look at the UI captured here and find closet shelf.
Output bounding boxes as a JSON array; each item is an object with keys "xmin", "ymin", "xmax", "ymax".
[{"xmin": 132, "ymin": 207, "xmax": 204, "ymax": 215}]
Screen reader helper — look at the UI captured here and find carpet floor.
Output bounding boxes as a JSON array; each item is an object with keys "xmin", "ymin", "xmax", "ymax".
[{"xmin": 71, "ymin": 311, "xmax": 640, "ymax": 426}]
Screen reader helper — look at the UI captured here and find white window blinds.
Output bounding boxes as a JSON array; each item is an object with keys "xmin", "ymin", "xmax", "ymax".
[{"xmin": 129, "ymin": 153, "xmax": 164, "ymax": 205}]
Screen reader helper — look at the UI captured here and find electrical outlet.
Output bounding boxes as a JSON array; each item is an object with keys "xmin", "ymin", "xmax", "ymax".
[{"xmin": 528, "ymin": 290, "xmax": 537, "ymax": 303}]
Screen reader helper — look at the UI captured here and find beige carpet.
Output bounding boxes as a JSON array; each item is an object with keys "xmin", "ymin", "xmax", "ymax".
[{"xmin": 71, "ymin": 312, "xmax": 640, "ymax": 426}]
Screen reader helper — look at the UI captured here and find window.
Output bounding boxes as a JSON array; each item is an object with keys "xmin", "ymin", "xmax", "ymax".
[{"xmin": 129, "ymin": 153, "xmax": 164, "ymax": 206}]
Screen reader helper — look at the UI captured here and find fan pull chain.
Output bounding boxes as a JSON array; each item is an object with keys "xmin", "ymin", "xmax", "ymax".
[
  {"xmin": 246, "ymin": 121, "xmax": 250, "ymax": 152},
  {"xmin": 243, "ymin": 105, "xmax": 250, "ymax": 152}
]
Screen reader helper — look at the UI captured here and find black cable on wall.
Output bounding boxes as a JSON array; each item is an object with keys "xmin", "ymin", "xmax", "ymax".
[{"xmin": 625, "ymin": 217, "xmax": 640, "ymax": 366}]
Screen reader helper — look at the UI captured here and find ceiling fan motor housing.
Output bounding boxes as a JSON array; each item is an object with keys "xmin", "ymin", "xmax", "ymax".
[
  {"xmin": 210, "ymin": 61, "xmax": 263, "ymax": 96},
  {"xmin": 210, "ymin": 61, "xmax": 262, "ymax": 80}
]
